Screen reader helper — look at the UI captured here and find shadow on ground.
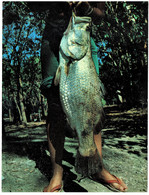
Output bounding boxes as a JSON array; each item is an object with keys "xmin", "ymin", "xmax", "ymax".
[
  {"xmin": 102, "ymin": 105, "xmax": 147, "ymax": 157},
  {"xmin": 2, "ymin": 105, "xmax": 147, "ymax": 192},
  {"xmin": 3, "ymin": 141, "xmax": 87, "ymax": 192}
]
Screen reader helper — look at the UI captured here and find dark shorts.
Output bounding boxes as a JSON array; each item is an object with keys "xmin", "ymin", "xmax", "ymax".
[{"xmin": 46, "ymin": 82, "xmax": 65, "ymax": 124}]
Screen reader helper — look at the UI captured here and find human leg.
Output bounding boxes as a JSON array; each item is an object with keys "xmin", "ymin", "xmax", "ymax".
[
  {"xmin": 40, "ymin": 40, "xmax": 65, "ymax": 192},
  {"xmin": 44, "ymin": 124, "xmax": 64, "ymax": 192},
  {"xmin": 44, "ymin": 86, "xmax": 66, "ymax": 192},
  {"xmin": 91, "ymin": 37, "xmax": 127, "ymax": 191},
  {"xmin": 94, "ymin": 132, "xmax": 128, "ymax": 192}
]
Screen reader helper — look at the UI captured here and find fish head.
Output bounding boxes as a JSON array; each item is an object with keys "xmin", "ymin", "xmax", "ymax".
[
  {"xmin": 71, "ymin": 15, "xmax": 91, "ymax": 44},
  {"xmin": 67, "ymin": 16, "xmax": 91, "ymax": 60},
  {"xmin": 60, "ymin": 15, "xmax": 92, "ymax": 60}
]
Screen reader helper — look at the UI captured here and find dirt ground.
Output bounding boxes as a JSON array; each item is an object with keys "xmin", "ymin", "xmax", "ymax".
[{"xmin": 2, "ymin": 105, "xmax": 148, "ymax": 192}]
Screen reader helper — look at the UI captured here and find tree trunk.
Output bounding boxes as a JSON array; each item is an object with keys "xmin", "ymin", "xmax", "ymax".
[
  {"xmin": 19, "ymin": 77, "xmax": 27, "ymax": 124},
  {"xmin": 13, "ymin": 93, "xmax": 22, "ymax": 122},
  {"xmin": 8, "ymin": 108, "xmax": 13, "ymax": 122},
  {"xmin": 41, "ymin": 95, "xmax": 47, "ymax": 119}
]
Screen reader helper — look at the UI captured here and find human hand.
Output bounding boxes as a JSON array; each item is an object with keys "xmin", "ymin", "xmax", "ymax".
[
  {"xmin": 74, "ymin": 2, "xmax": 93, "ymax": 16},
  {"xmin": 68, "ymin": 1, "xmax": 78, "ymax": 7}
]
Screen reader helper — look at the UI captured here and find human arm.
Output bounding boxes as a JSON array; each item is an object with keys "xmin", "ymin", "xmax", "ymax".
[
  {"xmin": 71, "ymin": 2, "xmax": 105, "ymax": 24},
  {"xmin": 90, "ymin": 2, "xmax": 105, "ymax": 24},
  {"xmin": 92, "ymin": 2, "xmax": 105, "ymax": 17}
]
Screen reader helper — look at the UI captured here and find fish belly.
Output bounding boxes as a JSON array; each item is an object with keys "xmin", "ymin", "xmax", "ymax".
[{"xmin": 60, "ymin": 57, "xmax": 103, "ymax": 135}]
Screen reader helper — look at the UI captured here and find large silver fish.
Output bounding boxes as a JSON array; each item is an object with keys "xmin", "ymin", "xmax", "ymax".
[{"xmin": 54, "ymin": 14, "xmax": 104, "ymax": 176}]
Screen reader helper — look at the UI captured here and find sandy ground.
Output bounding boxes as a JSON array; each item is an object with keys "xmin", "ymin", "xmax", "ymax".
[{"xmin": 2, "ymin": 105, "xmax": 148, "ymax": 192}]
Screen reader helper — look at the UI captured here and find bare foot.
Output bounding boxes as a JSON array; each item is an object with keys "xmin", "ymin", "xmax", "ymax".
[{"xmin": 93, "ymin": 168, "xmax": 128, "ymax": 192}]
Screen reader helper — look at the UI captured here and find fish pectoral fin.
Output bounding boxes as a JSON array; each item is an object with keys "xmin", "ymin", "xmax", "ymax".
[
  {"xmin": 65, "ymin": 64, "xmax": 69, "ymax": 76},
  {"xmin": 54, "ymin": 66, "xmax": 61, "ymax": 86},
  {"xmin": 65, "ymin": 59, "xmax": 72, "ymax": 76}
]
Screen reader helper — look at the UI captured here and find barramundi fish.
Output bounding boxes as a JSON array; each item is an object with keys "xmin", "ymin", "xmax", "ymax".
[{"xmin": 54, "ymin": 14, "xmax": 104, "ymax": 176}]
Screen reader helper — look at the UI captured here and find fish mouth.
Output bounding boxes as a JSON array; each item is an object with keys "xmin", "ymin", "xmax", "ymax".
[{"xmin": 73, "ymin": 15, "xmax": 92, "ymax": 24}]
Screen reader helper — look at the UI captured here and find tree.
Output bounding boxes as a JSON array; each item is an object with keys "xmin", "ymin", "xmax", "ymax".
[
  {"xmin": 93, "ymin": 2, "xmax": 148, "ymax": 107},
  {"xmin": 2, "ymin": 2, "xmax": 46, "ymax": 123}
]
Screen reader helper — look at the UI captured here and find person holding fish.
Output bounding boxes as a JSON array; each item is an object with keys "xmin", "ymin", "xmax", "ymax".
[{"xmin": 27, "ymin": 1, "xmax": 128, "ymax": 192}]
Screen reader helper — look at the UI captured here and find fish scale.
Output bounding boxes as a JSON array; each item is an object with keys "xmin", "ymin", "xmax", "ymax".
[{"xmin": 60, "ymin": 54, "xmax": 103, "ymax": 144}]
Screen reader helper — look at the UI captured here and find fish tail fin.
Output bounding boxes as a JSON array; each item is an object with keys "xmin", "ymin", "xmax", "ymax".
[{"xmin": 75, "ymin": 150, "xmax": 103, "ymax": 176}]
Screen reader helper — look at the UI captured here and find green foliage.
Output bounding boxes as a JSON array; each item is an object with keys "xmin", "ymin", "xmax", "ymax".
[
  {"xmin": 2, "ymin": 2, "xmax": 44, "ymax": 122},
  {"xmin": 93, "ymin": 2, "xmax": 148, "ymax": 107},
  {"xmin": 22, "ymin": 57, "xmax": 42, "ymax": 106}
]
